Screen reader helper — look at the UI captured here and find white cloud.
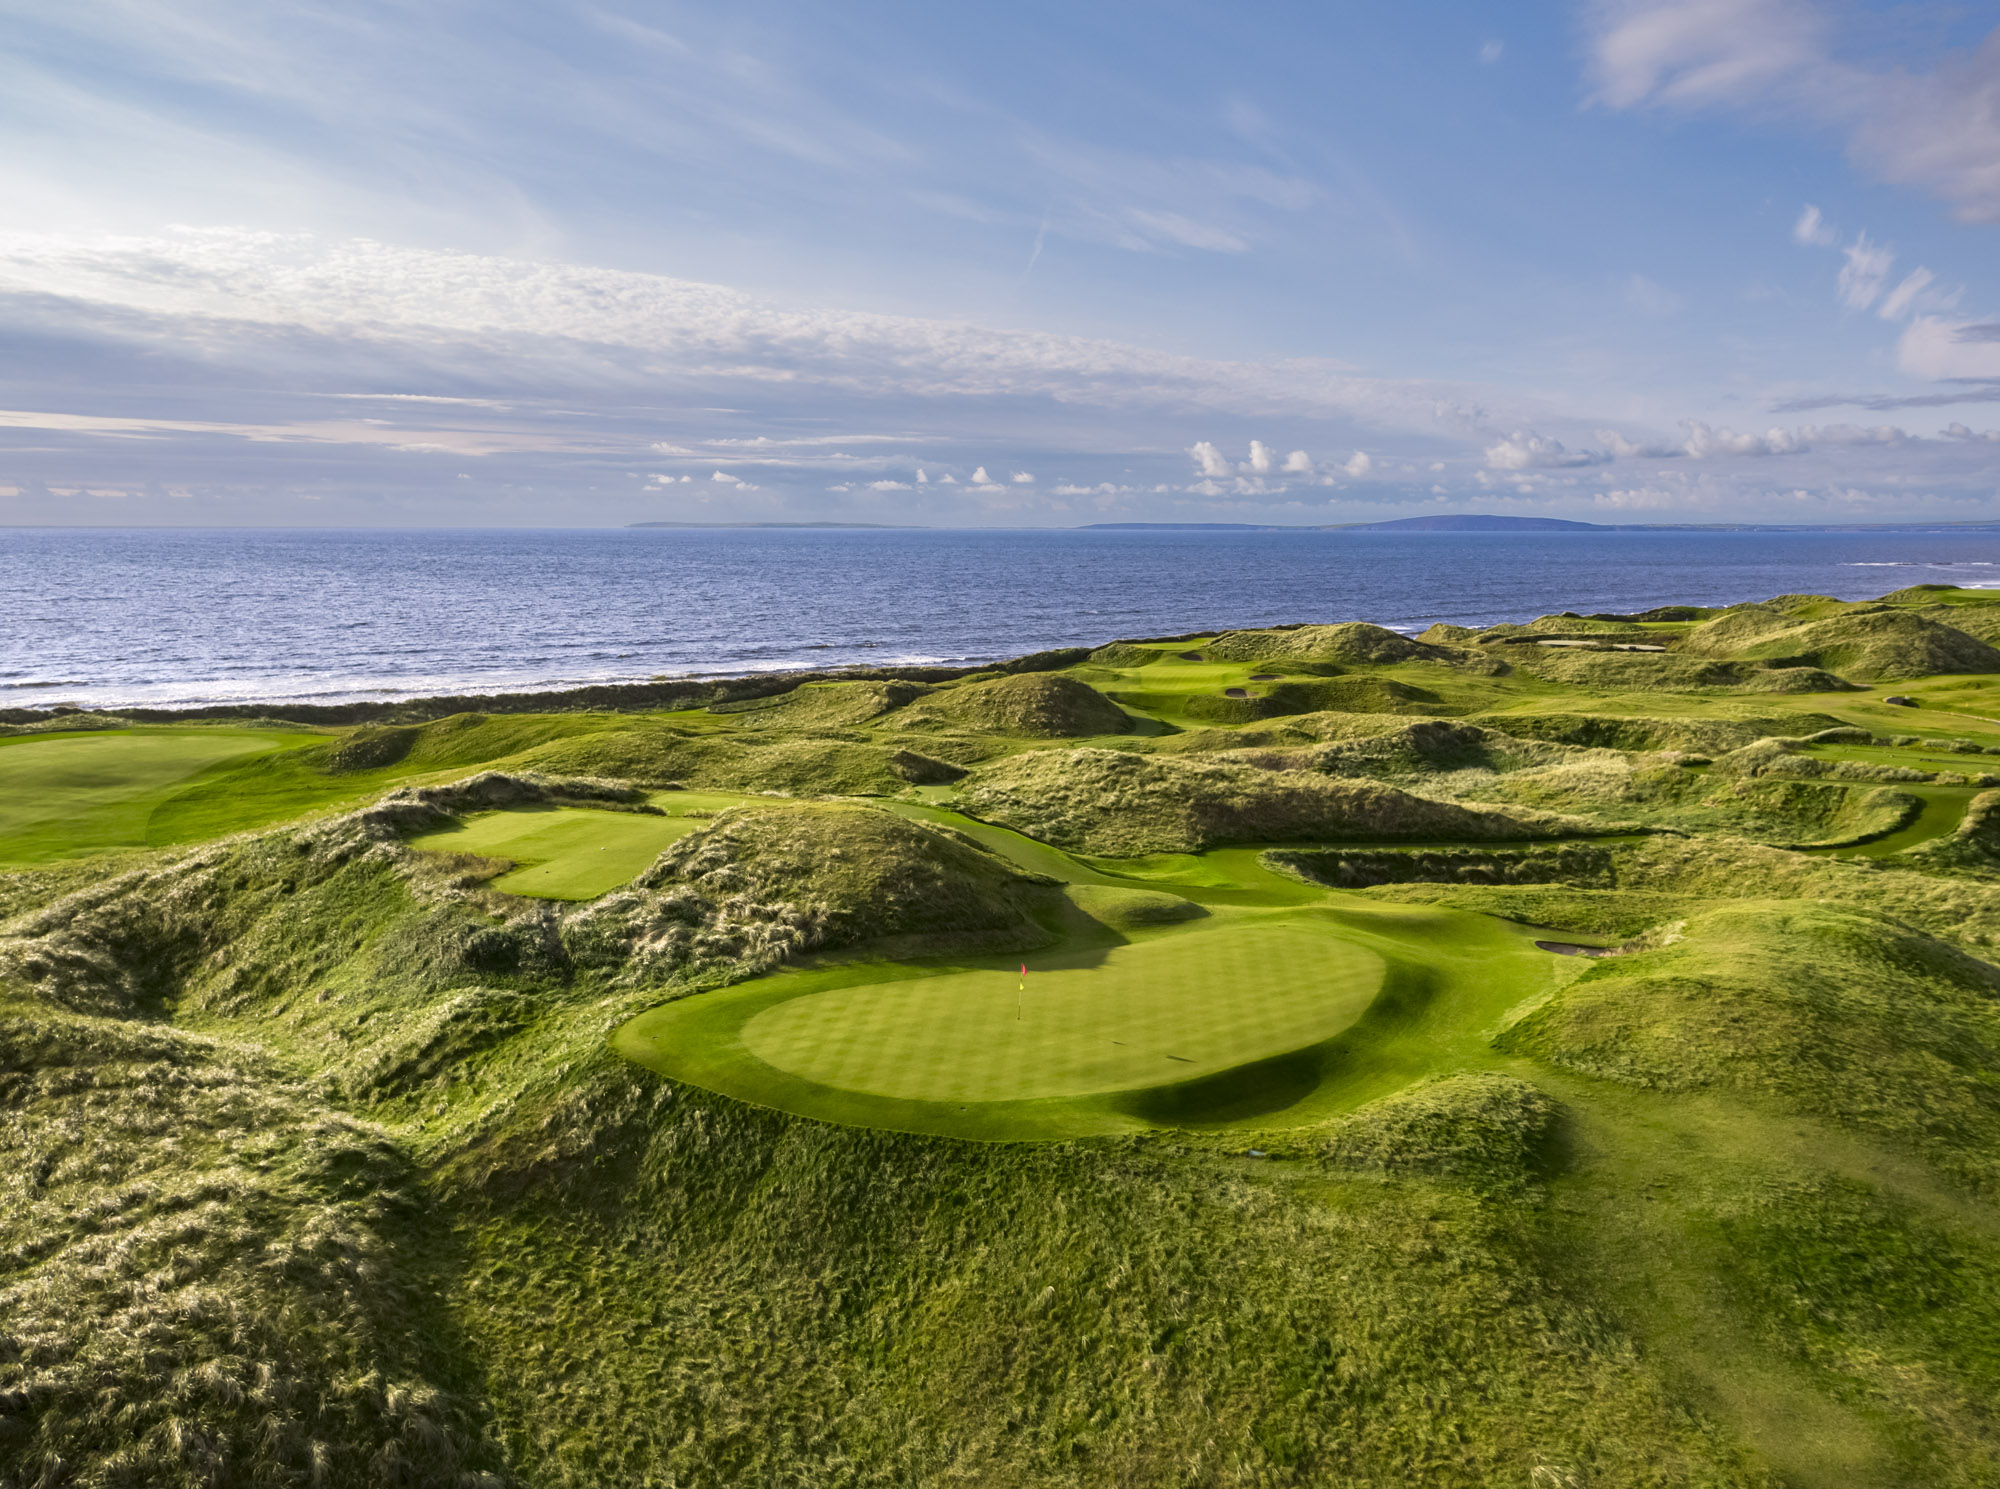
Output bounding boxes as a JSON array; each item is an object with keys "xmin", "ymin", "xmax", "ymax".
[
  {"xmin": 1010, "ymin": 470, "xmax": 1035, "ymax": 483},
  {"xmin": 867, "ymin": 479, "xmax": 912, "ymax": 490},
  {"xmin": 1878, "ymin": 267, "xmax": 1934, "ymax": 321},
  {"xmin": 1586, "ymin": 0, "xmax": 1826, "ymax": 112},
  {"xmin": 915, "ymin": 468, "xmax": 928, "ymax": 483},
  {"xmin": 1792, "ymin": 204, "xmax": 1836, "ymax": 247},
  {"xmin": 1790, "ymin": 213, "xmax": 1956, "ymax": 323},
  {"xmin": 1896, "ymin": 317, "xmax": 2000, "ymax": 381},
  {"xmin": 1945, "ymin": 422, "xmax": 2000, "ymax": 442},
  {"xmin": 1597, "ymin": 429, "xmax": 1682, "ymax": 458},
  {"xmin": 1587, "ymin": 0, "xmax": 2000, "ymax": 222},
  {"xmin": 1681, "ymin": 421, "xmax": 1802, "ymax": 457},
  {"xmin": 1836, "ymin": 234, "xmax": 1894, "ymax": 311},
  {"xmin": 970, "ymin": 466, "xmax": 992, "ymax": 484},
  {"xmin": 1805, "ymin": 423, "xmax": 1908, "ymax": 447},
  {"xmin": 1189, "ymin": 441, "xmax": 1233, "ymax": 478},
  {"xmin": 1483, "ymin": 432, "xmax": 1610, "ymax": 469},
  {"xmin": 1282, "ymin": 449, "xmax": 1313, "ymax": 474},
  {"xmin": 1479, "ymin": 39, "xmax": 1504, "ymax": 65},
  {"xmin": 1121, "ymin": 209, "xmax": 1250, "ymax": 254},
  {"xmin": 0, "ymin": 228, "xmax": 1455, "ymax": 435},
  {"xmin": 711, "ymin": 470, "xmax": 741, "ymax": 483},
  {"xmin": 1246, "ymin": 439, "xmax": 1273, "ymax": 474}
]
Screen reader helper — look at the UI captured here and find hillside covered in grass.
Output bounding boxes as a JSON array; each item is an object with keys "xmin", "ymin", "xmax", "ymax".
[{"xmin": 9, "ymin": 583, "xmax": 2000, "ymax": 1486}]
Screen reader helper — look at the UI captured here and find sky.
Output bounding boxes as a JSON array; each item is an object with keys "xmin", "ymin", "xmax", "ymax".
[{"xmin": 0, "ymin": 0, "xmax": 1997, "ymax": 527}]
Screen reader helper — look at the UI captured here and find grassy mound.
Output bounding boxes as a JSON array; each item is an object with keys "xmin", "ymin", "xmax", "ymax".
[
  {"xmin": 1683, "ymin": 607, "xmax": 2000, "ymax": 681},
  {"xmin": 1472, "ymin": 712, "xmax": 1846, "ymax": 754},
  {"xmin": 1499, "ymin": 901, "xmax": 2000, "ymax": 1190},
  {"xmin": 1914, "ymin": 601, "xmax": 2000, "ymax": 647},
  {"xmin": 960, "ymin": 747, "xmax": 1574, "ymax": 854},
  {"xmin": 1181, "ymin": 675, "xmax": 1454, "ymax": 721},
  {"xmin": 631, "ymin": 802, "xmax": 1058, "ymax": 948},
  {"xmin": 1065, "ymin": 883, "xmax": 1207, "ymax": 927},
  {"xmin": 1272, "ymin": 843, "xmax": 1621, "ymax": 889},
  {"xmin": 0, "ymin": 1007, "xmax": 506, "ymax": 1489},
  {"xmin": 894, "ymin": 673, "xmax": 1132, "ymax": 737},
  {"xmin": 711, "ymin": 679, "xmax": 935, "ymax": 729},
  {"xmin": 1237, "ymin": 719, "xmax": 1578, "ymax": 779},
  {"xmin": 1319, "ymin": 1073, "xmax": 1560, "ymax": 1187},
  {"xmin": 1509, "ymin": 647, "xmax": 1854, "ymax": 692},
  {"xmin": 1201, "ymin": 621, "xmax": 1453, "ymax": 667},
  {"xmin": 518, "ymin": 728, "xmax": 916, "ymax": 795},
  {"xmin": 313, "ymin": 711, "xmax": 608, "ymax": 773}
]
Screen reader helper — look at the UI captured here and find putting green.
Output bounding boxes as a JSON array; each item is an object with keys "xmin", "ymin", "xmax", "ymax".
[
  {"xmin": 0, "ymin": 728, "xmax": 315, "ymax": 863},
  {"xmin": 741, "ymin": 920, "xmax": 1385, "ymax": 1103},
  {"xmin": 618, "ymin": 892, "xmax": 1561, "ymax": 1140},
  {"xmin": 408, "ymin": 793, "xmax": 761, "ymax": 899}
]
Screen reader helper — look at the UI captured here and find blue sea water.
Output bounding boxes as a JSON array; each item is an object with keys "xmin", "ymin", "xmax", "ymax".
[{"xmin": 8, "ymin": 525, "xmax": 2000, "ymax": 710}]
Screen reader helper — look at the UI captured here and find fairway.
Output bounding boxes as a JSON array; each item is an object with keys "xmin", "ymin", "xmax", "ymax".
[
  {"xmin": 408, "ymin": 794, "xmax": 759, "ymax": 898},
  {"xmin": 742, "ymin": 921, "xmax": 1384, "ymax": 1102},
  {"xmin": 0, "ymin": 728, "xmax": 313, "ymax": 862}
]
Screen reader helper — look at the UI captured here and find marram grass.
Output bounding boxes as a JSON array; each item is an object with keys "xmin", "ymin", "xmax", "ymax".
[{"xmin": 10, "ymin": 584, "xmax": 2000, "ymax": 1486}]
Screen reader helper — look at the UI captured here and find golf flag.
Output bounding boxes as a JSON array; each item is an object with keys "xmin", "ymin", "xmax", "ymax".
[{"xmin": 1017, "ymin": 964, "xmax": 1025, "ymax": 1019}]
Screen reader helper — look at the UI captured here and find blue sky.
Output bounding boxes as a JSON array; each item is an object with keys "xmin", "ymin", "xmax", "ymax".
[{"xmin": 0, "ymin": 0, "xmax": 1996, "ymax": 526}]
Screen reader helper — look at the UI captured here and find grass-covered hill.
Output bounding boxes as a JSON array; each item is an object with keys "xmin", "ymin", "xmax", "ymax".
[{"xmin": 13, "ymin": 583, "xmax": 2000, "ymax": 1485}]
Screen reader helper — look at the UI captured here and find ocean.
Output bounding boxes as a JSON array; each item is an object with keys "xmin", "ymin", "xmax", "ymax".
[{"xmin": 8, "ymin": 525, "xmax": 2000, "ymax": 710}]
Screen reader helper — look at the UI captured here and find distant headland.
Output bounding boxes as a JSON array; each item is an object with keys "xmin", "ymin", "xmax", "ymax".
[{"xmin": 1079, "ymin": 514, "xmax": 2000, "ymax": 534}]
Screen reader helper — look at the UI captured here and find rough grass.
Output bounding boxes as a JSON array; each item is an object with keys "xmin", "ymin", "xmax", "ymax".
[
  {"xmin": 1201, "ymin": 621, "xmax": 1459, "ymax": 667},
  {"xmin": 1318, "ymin": 1072, "xmax": 1561, "ymax": 1187},
  {"xmin": 892, "ymin": 673, "xmax": 1133, "ymax": 737},
  {"xmin": 1499, "ymin": 901, "xmax": 2000, "ymax": 1192},
  {"xmin": 19, "ymin": 587, "xmax": 2000, "ymax": 1485},
  {"xmin": 1681, "ymin": 606, "xmax": 2000, "ymax": 681},
  {"xmin": 960, "ymin": 746, "xmax": 1581, "ymax": 854}
]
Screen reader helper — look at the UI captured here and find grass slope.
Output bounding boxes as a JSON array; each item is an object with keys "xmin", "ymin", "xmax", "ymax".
[
  {"xmin": 20, "ymin": 584, "xmax": 2000, "ymax": 1485},
  {"xmin": 0, "ymin": 727, "xmax": 318, "ymax": 862}
]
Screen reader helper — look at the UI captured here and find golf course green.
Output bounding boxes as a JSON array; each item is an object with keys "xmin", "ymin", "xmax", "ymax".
[
  {"xmin": 407, "ymin": 792, "xmax": 763, "ymax": 899},
  {"xmin": 740, "ymin": 917, "xmax": 1383, "ymax": 1103},
  {"xmin": 617, "ymin": 884, "xmax": 1560, "ymax": 1139}
]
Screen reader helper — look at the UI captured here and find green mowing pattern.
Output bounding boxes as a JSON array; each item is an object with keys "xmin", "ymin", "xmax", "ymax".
[
  {"xmin": 740, "ymin": 917, "xmax": 1386, "ymax": 1103},
  {"xmin": 0, "ymin": 727, "xmax": 316, "ymax": 862},
  {"xmin": 408, "ymin": 792, "xmax": 764, "ymax": 899},
  {"xmin": 1805, "ymin": 784, "xmax": 1979, "ymax": 858},
  {"xmin": 618, "ymin": 895, "xmax": 1559, "ymax": 1140}
]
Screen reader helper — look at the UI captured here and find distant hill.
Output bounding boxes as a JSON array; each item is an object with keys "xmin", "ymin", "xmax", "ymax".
[
  {"xmin": 1076, "ymin": 516, "xmax": 1610, "ymax": 532},
  {"xmin": 628, "ymin": 521, "xmax": 917, "ymax": 529},
  {"xmin": 1334, "ymin": 514, "xmax": 1607, "ymax": 532}
]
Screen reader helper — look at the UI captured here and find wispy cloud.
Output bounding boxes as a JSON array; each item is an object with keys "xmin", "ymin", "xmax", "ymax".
[{"xmin": 1586, "ymin": 0, "xmax": 2000, "ymax": 221}]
